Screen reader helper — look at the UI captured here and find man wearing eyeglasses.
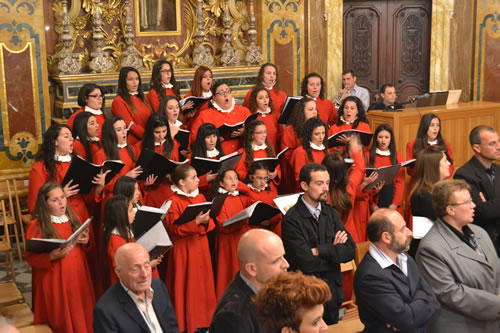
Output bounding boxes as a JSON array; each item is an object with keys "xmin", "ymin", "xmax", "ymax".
[
  {"xmin": 454, "ymin": 125, "xmax": 500, "ymax": 254},
  {"xmin": 416, "ymin": 179, "xmax": 500, "ymax": 333}
]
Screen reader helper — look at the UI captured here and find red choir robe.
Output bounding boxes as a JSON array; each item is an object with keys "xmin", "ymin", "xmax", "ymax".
[
  {"xmin": 26, "ymin": 218, "xmax": 95, "ymax": 333},
  {"xmin": 147, "ymin": 87, "xmax": 177, "ymax": 114},
  {"xmin": 280, "ymin": 126, "xmax": 302, "ymax": 194},
  {"xmin": 234, "ymin": 148, "xmax": 281, "ymax": 191},
  {"xmin": 404, "ymin": 139, "xmax": 454, "ymax": 228},
  {"xmin": 243, "ymin": 87, "xmax": 287, "ymax": 114},
  {"xmin": 328, "ymin": 121, "xmax": 372, "ymax": 151},
  {"xmin": 213, "ymin": 191, "xmax": 252, "ymax": 300},
  {"xmin": 67, "ymin": 106, "xmax": 106, "ymax": 139},
  {"xmin": 164, "ymin": 191, "xmax": 216, "ymax": 333},
  {"xmin": 290, "ymin": 145, "xmax": 326, "ymax": 188},
  {"xmin": 369, "ymin": 152, "xmax": 405, "ymax": 217},
  {"xmin": 183, "ymin": 92, "xmax": 211, "ymax": 130},
  {"xmin": 190, "ymin": 104, "xmax": 251, "ymax": 155},
  {"xmin": 111, "ymin": 95, "xmax": 152, "ymax": 145},
  {"xmin": 73, "ymin": 139, "xmax": 100, "ymax": 162},
  {"xmin": 135, "ymin": 140, "xmax": 180, "ymax": 208},
  {"xmin": 315, "ymin": 98, "xmax": 337, "ymax": 127}
]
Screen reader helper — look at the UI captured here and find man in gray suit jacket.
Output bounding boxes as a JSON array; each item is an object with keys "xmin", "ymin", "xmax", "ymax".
[{"xmin": 416, "ymin": 179, "xmax": 500, "ymax": 333}]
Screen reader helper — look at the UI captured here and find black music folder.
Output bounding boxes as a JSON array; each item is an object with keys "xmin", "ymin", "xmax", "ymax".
[
  {"xmin": 278, "ymin": 96, "xmax": 302, "ymax": 124},
  {"xmin": 327, "ymin": 130, "xmax": 373, "ymax": 148},
  {"xmin": 191, "ymin": 152, "xmax": 243, "ymax": 176},
  {"xmin": 222, "ymin": 201, "xmax": 280, "ymax": 227},
  {"xmin": 217, "ymin": 113, "xmax": 258, "ymax": 141},
  {"xmin": 136, "ymin": 149, "xmax": 189, "ymax": 182}
]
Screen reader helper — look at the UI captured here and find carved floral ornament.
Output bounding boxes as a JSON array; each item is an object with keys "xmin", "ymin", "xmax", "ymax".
[{"xmin": 48, "ymin": 0, "xmax": 259, "ymax": 73}]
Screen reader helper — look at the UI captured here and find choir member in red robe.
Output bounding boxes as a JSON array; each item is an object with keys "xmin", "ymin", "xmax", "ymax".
[
  {"xmin": 280, "ymin": 97, "xmax": 318, "ymax": 193},
  {"xmin": 405, "ymin": 113, "xmax": 454, "ymax": 226},
  {"xmin": 190, "ymin": 82, "xmax": 251, "ymax": 154},
  {"xmin": 135, "ymin": 113, "xmax": 179, "ymax": 207},
  {"xmin": 301, "ymin": 72, "xmax": 337, "ymax": 127},
  {"xmin": 210, "ymin": 169, "xmax": 252, "ymax": 299},
  {"xmin": 246, "ymin": 87, "xmax": 282, "ymax": 150},
  {"xmin": 291, "ymin": 118, "xmax": 328, "ymax": 188},
  {"xmin": 243, "ymin": 63, "xmax": 287, "ymax": 114},
  {"xmin": 103, "ymin": 195, "xmax": 161, "ymax": 287},
  {"xmin": 164, "ymin": 165, "xmax": 216, "ymax": 333},
  {"xmin": 235, "ymin": 120, "xmax": 280, "ymax": 190},
  {"xmin": 94, "ymin": 116, "xmax": 142, "ymax": 199},
  {"xmin": 72, "ymin": 112, "xmax": 100, "ymax": 162},
  {"xmin": 28, "ymin": 124, "xmax": 105, "ymax": 224},
  {"xmin": 328, "ymin": 96, "xmax": 372, "ymax": 154},
  {"xmin": 111, "ymin": 67, "xmax": 152, "ymax": 145},
  {"xmin": 368, "ymin": 124, "xmax": 405, "ymax": 218},
  {"xmin": 188, "ymin": 123, "xmax": 224, "ymax": 198},
  {"xmin": 67, "ymin": 83, "xmax": 107, "ymax": 139},
  {"xmin": 183, "ymin": 65, "xmax": 213, "ymax": 130},
  {"xmin": 147, "ymin": 59, "xmax": 181, "ymax": 113},
  {"xmin": 26, "ymin": 183, "xmax": 95, "ymax": 333},
  {"xmin": 241, "ymin": 162, "xmax": 282, "ymax": 236}
]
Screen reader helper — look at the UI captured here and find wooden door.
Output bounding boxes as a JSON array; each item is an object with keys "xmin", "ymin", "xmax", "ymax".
[{"xmin": 343, "ymin": 0, "xmax": 432, "ymax": 103}]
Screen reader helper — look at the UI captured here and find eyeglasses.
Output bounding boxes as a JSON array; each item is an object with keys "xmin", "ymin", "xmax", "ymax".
[
  {"xmin": 88, "ymin": 94, "xmax": 103, "ymax": 99},
  {"xmin": 215, "ymin": 89, "xmax": 231, "ymax": 96},
  {"xmin": 160, "ymin": 69, "xmax": 172, "ymax": 74},
  {"xmin": 450, "ymin": 199, "xmax": 474, "ymax": 206}
]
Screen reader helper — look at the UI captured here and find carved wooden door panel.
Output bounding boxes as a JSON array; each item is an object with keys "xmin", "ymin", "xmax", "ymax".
[{"xmin": 343, "ymin": 0, "xmax": 431, "ymax": 103}]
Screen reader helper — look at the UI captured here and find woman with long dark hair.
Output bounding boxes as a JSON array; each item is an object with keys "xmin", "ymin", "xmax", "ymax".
[
  {"xmin": 301, "ymin": 72, "xmax": 337, "ymax": 127},
  {"xmin": 67, "ymin": 83, "xmax": 107, "ymax": 138},
  {"xmin": 72, "ymin": 111, "xmax": 101, "ymax": 162},
  {"xmin": 25, "ymin": 183, "xmax": 95, "ymax": 333},
  {"xmin": 246, "ymin": 87, "xmax": 281, "ymax": 150},
  {"xmin": 111, "ymin": 67, "xmax": 152, "ymax": 145},
  {"xmin": 243, "ymin": 63, "xmax": 287, "ymax": 113},
  {"xmin": 147, "ymin": 59, "xmax": 181, "ymax": 112}
]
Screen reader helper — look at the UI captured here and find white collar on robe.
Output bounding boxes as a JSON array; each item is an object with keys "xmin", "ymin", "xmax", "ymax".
[
  {"xmin": 170, "ymin": 120, "xmax": 183, "ymax": 128},
  {"xmin": 54, "ymin": 154, "xmax": 72, "ymax": 162},
  {"xmin": 51, "ymin": 214, "xmax": 69, "ymax": 224},
  {"xmin": 206, "ymin": 148, "xmax": 219, "ymax": 158},
  {"xmin": 117, "ymin": 143, "xmax": 128, "ymax": 149},
  {"xmin": 340, "ymin": 115, "xmax": 357, "ymax": 125},
  {"xmin": 154, "ymin": 139, "xmax": 166, "ymax": 146},
  {"xmin": 376, "ymin": 148, "xmax": 391, "ymax": 156},
  {"xmin": 129, "ymin": 91, "xmax": 139, "ymax": 96},
  {"xmin": 218, "ymin": 187, "xmax": 239, "ymax": 196},
  {"xmin": 84, "ymin": 105, "xmax": 103, "ymax": 115},
  {"xmin": 171, "ymin": 184, "xmax": 199, "ymax": 198},
  {"xmin": 202, "ymin": 91, "xmax": 213, "ymax": 98},
  {"xmin": 310, "ymin": 142, "xmax": 325, "ymax": 150},
  {"xmin": 111, "ymin": 227, "xmax": 134, "ymax": 239},
  {"xmin": 247, "ymin": 183, "xmax": 268, "ymax": 192},
  {"xmin": 162, "ymin": 83, "xmax": 173, "ymax": 89},
  {"xmin": 428, "ymin": 139, "xmax": 438, "ymax": 145},
  {"xmin": 264, "ymin": 84, "xmax": 275, "ymax": 90},
  {"xmin": 211, "ymin": 98, "xmax": 235, "ymax": 113},
  {"xmin": 88, "ymin": 136, "xmax": 100, "ymax": 142},
  {"xmin": 257, "ymin": 107, "xmax": 271, "ymax": 117},
  {"xmin": 252, "ymin": 143, "xmax": 268, "ymax": 151},
  {"xmin": 305, "ymin": 94, "xmax": 317, "ymax": 101}
]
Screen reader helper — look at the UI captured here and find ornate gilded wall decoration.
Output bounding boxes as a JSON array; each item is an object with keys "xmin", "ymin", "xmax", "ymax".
[
  {"xmin": 221, "ymin": 0, "xmax": 239, "ymax": 66},
  {"xmin": 265, "ymin": 0, "xmax": 302, "ymax": 13},
  {"xmin": 89, "ymin": 0, "xmax": 115, "ymax": 72},
  {"xmin": 245, "ymin": 0, "xmax": 263, "ymax": 65},
  {"xmin": 57, "ymin": 0, "xmax": 82, "ymax": 74},
  {"xmin": 193, "ymin": 0, "xmax": 214, "ymax": 67}
]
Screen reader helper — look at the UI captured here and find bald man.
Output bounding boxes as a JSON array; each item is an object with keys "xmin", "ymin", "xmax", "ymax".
[
  {"xmin": 210, "ymin": 229, "xmax": 289, "ymax": 333},
  {"xmin": 93, "ymin": 243, "xmax": 179, "ymax": 333}
]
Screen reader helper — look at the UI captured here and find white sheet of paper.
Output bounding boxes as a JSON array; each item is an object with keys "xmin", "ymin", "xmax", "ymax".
[{"xmin": 412, "ymin": 216, "xmax": 435, "ymax": 239}]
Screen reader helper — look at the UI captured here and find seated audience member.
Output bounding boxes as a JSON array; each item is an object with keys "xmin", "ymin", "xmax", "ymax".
[
  {"xmin": 254, "ymin": 271, "xmax": 330, "ymax": 333},
  {"xmin": 370, "ymin": 84, "xmax": 403, "ymax": 111},
  {"xmin": 282, "ymin": 163, "xmax": 356, "ymax": 325},
  {"xmin": 0, "ymin": 316, "xmax": 18, "ymax": 333},
  {"xmin": 454, "ymin": 125, "xmax": 500, "ymax": 253},
  {"xmin": 93, "ymin": 243, "xmax": 179, "ymax": 332},
  {"xmin": 210, "ymin": 229, "xmax": 289, "ymax": 332},
  {"xmin": 354, "ymin": 209, "xmax": 439, "ymax": 332},
  {"xmin": 416, "ymin": 179, "xmax": 500, "ymax": 333},
  {"xmin": 334, "ymin": 70, "xmax": 370, "ymax": 112}
]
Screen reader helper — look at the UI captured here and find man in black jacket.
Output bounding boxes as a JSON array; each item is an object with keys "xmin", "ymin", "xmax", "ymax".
[
  {"xmin": 454, "ymin": 125, "xmax": 500, "ymax": 253},
  {"xmin": 210, "ymin": 229, "xmax": 289, "ymax": 332},
  {"xmin": 282, "ymin": 163, "xmax": 356, "ymax": 325},
  {"xmin": 354, "ymin": 209, "xmax": 439, "ymax": 332},
  {"xmin": 93, "ymin": 243, "xmax": 179, "ymax": 333}
]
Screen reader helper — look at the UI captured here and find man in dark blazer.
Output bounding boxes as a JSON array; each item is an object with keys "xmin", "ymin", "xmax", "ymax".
[
  {"xmin": 93, "ymin": 243, "xmax": 179, "ymax": 333},
  {"xmin": 354, "ymin": 209, "xmax": 439, "ymax": 332},
  {"xmin": 282, "ymin": 163, "xmax": 356, "ymax": 325},
  {"xmin": 454, "ymin": 125, "xmax": 500, "ymax": 253},
  {"xmin": 210, "ymin": 229, "xmax": 289, "ymax": 332}
]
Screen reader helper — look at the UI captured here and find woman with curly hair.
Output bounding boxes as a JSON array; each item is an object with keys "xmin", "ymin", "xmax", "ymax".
[
  {"xmin": 243, "ymin": 63, "xmax": 287, "ymax": 113},
  {"xmin": 254, "ymin": 271, "xmax": 331, "ymax": 333},
  {"xmin": 301, "ymin": 72, "xmax": 337, "ymax": 127},
  {"xmin": 246, "ymin": 87, "xmax": 282, "ymax": 150}
]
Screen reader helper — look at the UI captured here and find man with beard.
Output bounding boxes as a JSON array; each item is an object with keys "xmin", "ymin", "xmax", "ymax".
[
  {"xmin": 282, "ymin": 163, "xmax": 356, "ymax": 325},
  {"xmin": 354, "ymin": 209, "xmax": 439, "ymax": 332}
]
